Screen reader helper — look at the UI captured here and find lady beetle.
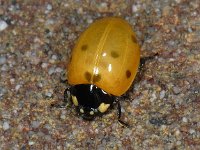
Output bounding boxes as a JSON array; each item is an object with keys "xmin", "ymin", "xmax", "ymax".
[{"xmin": 64, "ymin": 17, "xmax": 140, "ymax": 124}]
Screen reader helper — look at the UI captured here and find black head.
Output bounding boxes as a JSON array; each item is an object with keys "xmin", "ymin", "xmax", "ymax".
[{"xmin": 68, "ymin": 84, "xmax": 114, "ymax": 120}]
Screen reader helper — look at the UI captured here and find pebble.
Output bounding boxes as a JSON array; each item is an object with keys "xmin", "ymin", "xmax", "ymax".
[
  {"xmin": 0, "ymin": 20, "xmax": 8, "ymax": 31},
  {"xmin": 175, "ymin": 0, "xmax": 181, "ymax": 3},
  {"xmin": 77, "ymin": 8, "xmax": 83, "ymax": 14},
  {"xmin": 160, "ymin": 90, "xmax": 166, "ymax": 99},
  {"xmin": 0, "ymin": 87, "xmax": 6, "ymax": 98},
  {"xmin": 182, "ymin": 117, "xmax": 188, "ymax": 123},
  {"xmin": 44, "ymin": 135, "xmax": 52, "ymax": 141},
  {"xmin": 31, "ymin": 57, "xmax": 40, "ymax": 65},
  {"xmin": 31, "ymin": 120, "xmax": 40, "ymax": 128},
  {"xmin": 28, "ymin": 141, "xmax": 35, "ymax": 146},
  {"xmin": 41, "ymin": 62, "xmax": 48, "ymax": 68},
  {"xmin": 1, "ymin": 64, "xmax": 9, "ymax": 71},
  {"xmin": 87, "ymin": 18, "xmax": 93, "ymax": 24},
  {"xmin": 3, "ymin": 122, "xmax": 10, "ymax": 130},
  {"xmin": 175, "ymin": 129, "xmax": 180, "ymax": 137},
  {"xmin": 150, "ymin": 92, "xmax": 157, "ymax": 102},
  {"xmin": 189, "ymin": 129, "xmax": 195, "ymax": 134},
  {"xmin": 68, "ymin": 33, "xmax": 76, "ymax": 40},
  {"xmin": 0, "ymin": 56, "xmax": 6, "ymax": 65},
  {"xmin": 46, "ymin": 4, "xmax": 52, "ymax": 11},
  {"xmin": 51, "ymin": 54, "xmax": 57, "ymax": 60},
  {"xmin": 98, "ymin": 2, "xmax": 108, "ymax": 12},
  {"xmin": 60, "ymin": 114, "xmax": 66, "ymax": 120},
  {"xmin": 49, "ymin": 55, "xmax": 58, "ymax": 63},
  {"xmin": 45, "ymin": 91, "xmax": 53, "ymax": 98},
  {"xmin": 173, "ymin": 86, "xmax": 181, "ymax": 94},
  {"xmin": 44, "ymin": 124, "xmax": 51, "ymax": 130},
  {"xmin": 15, "ymin": 84, "xmax": 21, "ymax": 91},
  {"xmin": 48, "ymin": 67, "xmax": 55, "ymax": 75},
  {"xmin": 36, "ymin": 82, "xmax": 43, "ymax": 88},
  {"xmin": 10, "ymin": 78, "xmax": 15, "ymax": 84},
  {"xmin": 132, "ymin": 4, "xmax": 140, "ymax": 13},
  {"xmin": 45, "ymin": 19, "xmax": 55, "ymax": 26},
  {"xmin": 176, "ymin": 140, "xmax": 182, "ymax": 145},
  {"xmin": 55, "ymin": 67, "xmax": 63, "ymax": 73}
]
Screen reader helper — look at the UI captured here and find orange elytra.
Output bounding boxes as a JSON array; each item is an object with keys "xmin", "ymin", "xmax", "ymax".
[{"xmin": 65, "ymin": 17, "xmax": 140, "ymax": 122}]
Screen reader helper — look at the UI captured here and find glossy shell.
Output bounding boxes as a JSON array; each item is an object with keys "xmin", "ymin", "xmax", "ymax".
[{"xmin": 68, "ymin": 17, "xmax": 140, "ymax": 96}]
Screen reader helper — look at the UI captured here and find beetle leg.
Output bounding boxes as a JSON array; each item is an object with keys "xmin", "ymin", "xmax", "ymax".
[
  {"xmin": 51, "ymin": 87, "xmax": 71, "ymax": 108},
  {"xmin": 139, "ymin": 53, "xmax": 158, "ymax": 70},
  {"xmin": 117, "ymin": 100, "xmax": 129, "ymax": 127},
  {"xmin": 136, "ymin": 53, "xmax": 158, "ymax": 81},
  {"xmin": 64, "ymin": 87, "xmax": 71, "ymax": 103}
]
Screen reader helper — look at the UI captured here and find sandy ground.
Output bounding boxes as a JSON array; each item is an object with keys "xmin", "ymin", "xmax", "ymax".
[{"xmin": 0, "ymin": 0, "xmax": 199, "ymax": 149}]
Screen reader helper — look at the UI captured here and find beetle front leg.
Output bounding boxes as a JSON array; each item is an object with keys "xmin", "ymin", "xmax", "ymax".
[
  {"xmin": 116, "ymin": 100, "xmax": 129, "ymax": 127},
  {"xmin": 139, "ymin": 53, "xmax": 158, "ymax": 70},
  {"xmin": 136, "ymin": 53, "xmax": 158, "ymax": 81}
]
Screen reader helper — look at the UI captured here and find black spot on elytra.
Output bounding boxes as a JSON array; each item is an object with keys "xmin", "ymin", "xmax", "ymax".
[
  {"xmin": 110, "ymin": 51, "xmax": 119, "ymax": 58},
  {"xmin": 81, "ymin": 44, "xmax": 88, "ymax": 51},
  {"xmin": 93, "ymin": 74, "xmax": 101, "ymax": 83},
  {"xmin": 126, "ymin": 70, "xmax": 131, "ymax": 78},
  {"xmin": 85, "ymin": 72, "xmax": 91, "ymax": 82},
  {"xmin": 131, "ymin": 35, "xmax": 137, "ymax": 43}
]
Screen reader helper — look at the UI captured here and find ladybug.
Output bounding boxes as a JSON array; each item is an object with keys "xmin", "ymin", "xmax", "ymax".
[{"xmin": 64, "ymin": 17, "xmax": 140, "ymax": 124}]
